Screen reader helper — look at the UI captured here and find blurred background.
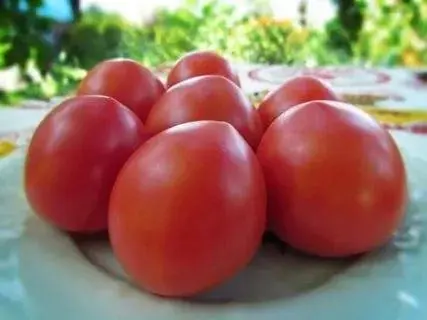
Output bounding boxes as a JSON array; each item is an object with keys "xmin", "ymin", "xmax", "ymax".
[{"xmin": 0, "ymin": 0, "xmax": 426, "ymax": 105}]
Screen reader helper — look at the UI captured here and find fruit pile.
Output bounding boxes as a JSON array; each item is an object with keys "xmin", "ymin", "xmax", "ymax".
[{"xmin": 24, "ymin": 50, "xmax": 407, "ymax": 298}]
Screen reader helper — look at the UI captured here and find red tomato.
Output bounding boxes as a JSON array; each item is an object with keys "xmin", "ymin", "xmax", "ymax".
[
  {"xmin": 257, "ymin": 76, "xmax": 339, "ymax": 129},
  {"xmin": 166, "ymin": 50, "xmax": 240, "ymax": 88},
  {"xmin": 257, "ymin": 100, "xmax": 407, "ymax": 257},
  {"xmin": 77, "ymin": 58, "xmax": 165, "ymax": 122},
  {"xmin": 109, "ymin": 121, "xmax": 266, "ymax": 297},
  {"xmin": 25, "ymin": 95, "xmax": 149, "ymax": 233},
  {"xmin": 145, "ymin": 75, "xmax": 263, "ymax": 149}
]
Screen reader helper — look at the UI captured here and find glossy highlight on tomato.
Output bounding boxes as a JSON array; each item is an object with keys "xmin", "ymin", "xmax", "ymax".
[
  {"xmin": 146, "ymin": 75, "xmax": 263, "ymax": 149},
  {"xmin": 257, "ymin": 100, "xmax": 407, "ymax": 257},
  {"xmin": 257, "ymin": 75, "xmax": 339, "ymax": 129},
  {"xmin": 167, "ymin": 50, "xmax": 240, "ymax": 88},
  {"xmin": 77, "ymin": 58, "xmax": 165, "ymax": 122},
  {"xmin": 109, "ymin": 120, "xmax": 266, "ymax": 297},
  {"xmin": 25, "ymin": 95, "xmax": 149, "ymax": 233}
]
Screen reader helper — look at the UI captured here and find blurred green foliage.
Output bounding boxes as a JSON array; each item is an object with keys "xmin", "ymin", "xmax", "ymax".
[
  {"xmin": 62, "ymin": 6, "xmax": 127, "ymax": 69},
  {"xmin": 354, "ymin": 0, "xmax": 427, "ymax": 67},
  {"xmin": 0, "ymin": 0, "xmax": 54, "ymax": 74},
  {"xmin": 64, "ymin": 1, "xmax": 315, "ymax": 68},
  {"xmin": 227, "ymin": 17, "xmax": 309, "ymax": 65},
  {"xmin": 1, "ymin": 0, "xmax": 426, "ymax": 105},
  {"xmin": 0, "ymin": 0, "xmax": 80, "ymax": 104},
  {"xmin": 132, "ymin": 1, "xmax": 232, "ymax": 66},
  {"xmin": 326, "ymin": 0, "xmax": 366, "ymax": 58}
]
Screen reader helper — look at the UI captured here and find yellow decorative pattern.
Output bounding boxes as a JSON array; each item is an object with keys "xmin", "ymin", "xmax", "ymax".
[
  {"xmin": 248, "ymin": 91, "xmax": 427, "ymax": 127},
  {"xmin": 0, "ymin": 140, "xmax": 17, "ymax": 158},
  {"xmin": 359, "ymin": 106, "xmax": 427, "ymax": 126}
]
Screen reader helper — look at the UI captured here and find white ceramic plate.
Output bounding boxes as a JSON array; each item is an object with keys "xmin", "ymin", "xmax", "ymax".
[{"xmin": 1, "ymin": 130, "xmax": 427, "ymax": 320}]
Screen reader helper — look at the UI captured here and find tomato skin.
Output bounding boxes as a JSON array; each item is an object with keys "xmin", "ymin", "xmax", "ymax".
[
  {"xmin": 109, "ymin": 121, "xmax": 266, "ymax": 297},
  {"xmin": 146, "ymin": 75, "xmax": 263, "ymax": 149},
  {"xmin": 257, "ymin": 100, "xmax": 407, "ymax": 257},
  {"xmin": 166, "ymin": 50, "xmax": 240, "ymax": 88},
  {"xmin": 77, "ymin": 58, "xmax": 165, "ymax": 122},
  {"xmin": 257, "ymin": 76, "xmax": 339, "ymax": 129},
  {"xmin": 25, "ymin": 95, "xmax": 149, "ymax": 233}
]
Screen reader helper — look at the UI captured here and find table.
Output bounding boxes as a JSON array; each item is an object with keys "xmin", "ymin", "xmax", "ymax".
[{"xmin": 1, "ymin": 65, "xmax": 427, "ymax": 158}]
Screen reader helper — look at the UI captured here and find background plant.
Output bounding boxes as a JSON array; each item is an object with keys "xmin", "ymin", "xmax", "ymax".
[
  {"xmin": 228, "ymin": 16, "xmax": 311, "ymax": 65},
  {"xmin": 354, "ymin": 0, "xmax": 427, "ymax": 67},
  {"xmin": 1, "ymin": 0, "xmax": 426, "ymax": 105}
]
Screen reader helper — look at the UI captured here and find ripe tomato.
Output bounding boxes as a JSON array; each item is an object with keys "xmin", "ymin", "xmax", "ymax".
[
  {"xmin": 257, "ymin": 101, "xmax": 407, "ymax": 257},
  {"xmin": 77, "ymin": 58, "xmax": 165, "ymax": 122},
  {"xmin": 166, "ymin": 50, "xmax": 240, "ymax": 88},
  {"xmin": 109, "ymin": 121, "xmax": 266, "ymax": 297},
  {"xmin": 25, "ymin": 95, "xmax": 148, "ymax": 233},
  {"xmin": 257, "ymin": 76, "xmax": 339, "ymax": 129},
  {"xmin": 145, "ymin": 75, "xmax": 263, "ymax": 149}
]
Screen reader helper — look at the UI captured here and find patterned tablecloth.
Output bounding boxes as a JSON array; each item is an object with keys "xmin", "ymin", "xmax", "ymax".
[{"xmin": 1, "ymin": 65, "xmax": 427, "ymax": 158}]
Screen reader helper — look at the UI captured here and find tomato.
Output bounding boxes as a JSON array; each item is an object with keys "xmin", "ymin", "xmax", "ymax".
[
  {"xmin": 77, "ymin": 58, "xmax": 165, "ymax": 122},
  {"xmin": 166, "ymin": 50, "xmax": 240, "ymax": 88},
  {"xmin": 25, "ymin": 95, "xmax": 148, "ymax": 233},
  {"xmin": 257, "ymin": 76, "xmax": 339, "ymax": 129},
  {"xmin": 257, "ymin": 100, "xmax": 407, "ymax": 257},
  {"xmin": 109, "ymin": 121, "xmax": 266, "ymax": 297},
  {"xmin": 145, "ymin": 75, "xmax": 263, "ymax": 149}
]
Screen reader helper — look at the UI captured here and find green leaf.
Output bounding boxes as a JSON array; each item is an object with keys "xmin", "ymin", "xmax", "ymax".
[
  {"xmin": 28, "ymin": 0, "xmax": 44, "ymax": 8},
  {"xmin": 3, "ymin": 37, "xmax": 31, "ymax": 68}
]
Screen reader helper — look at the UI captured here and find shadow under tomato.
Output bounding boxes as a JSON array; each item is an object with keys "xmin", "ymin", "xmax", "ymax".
[
  {"xmin": 70, "ymin": 230, "xmax": 109, "ymax": 242},
  {"xmin": 190, "ymin": 234, "xmax": 360, "ymax": 304},
  {"xmin": 76, "ymin": 232, "xmax": 363, "ymax": 305}
]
